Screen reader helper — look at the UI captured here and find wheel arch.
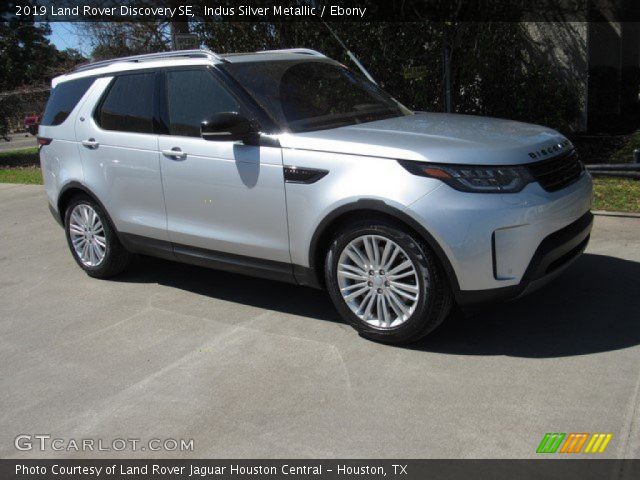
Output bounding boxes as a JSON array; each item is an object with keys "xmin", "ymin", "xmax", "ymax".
[
  {"xmin": 57, "ymin": 182, "xmax": 115, "ymax": 230},
  {"xmin": 306, "ymin": 199, "xmax": 461, "ymax": 293}
]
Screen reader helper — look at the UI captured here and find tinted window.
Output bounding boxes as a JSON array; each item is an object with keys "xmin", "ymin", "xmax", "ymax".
[
  {"xmin": 222, "ymin": 60, "xmax": 408, "ymax": 132},
  {"xmin": 41, "ymin": 77, "xmax": 94, "ymax": 126},
  {"xmin": 166, "ymin": 69, "xmax": 241, "ymax": 137},
  {"xmin": 97, "ymin": 73, "xmax": 156, "ymax": 134}
]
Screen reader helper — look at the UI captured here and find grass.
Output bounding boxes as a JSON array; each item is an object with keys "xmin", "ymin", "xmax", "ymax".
[
  {"xmin": 0, "ymin": 147, "xmax": 39, "ymax": 167},
  {"xmin": 0, "ymin": 166, "xmax": 43, "ymax": 185},
  {"xmin": 593, "ymin": 177, "xmax": 640, "ymax": 213},
  {"xmin": 590, "ymin": 127, "xmax": 640, "ymax": 213}
]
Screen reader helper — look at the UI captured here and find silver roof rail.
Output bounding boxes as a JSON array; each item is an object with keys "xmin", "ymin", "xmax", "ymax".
[
  {"xmin": 224, "ymin": 48, "xmax": 326, "ymax": 58},
  {"xmin": 74, "ymin": 49, "xmax": 222, "ymax": 73},
  {"xmin": 260, "ymin": 48, "xmax": 325, "ymax": 57}
]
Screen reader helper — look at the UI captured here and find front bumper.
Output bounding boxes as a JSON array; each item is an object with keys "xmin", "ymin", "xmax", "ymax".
[
  {"xmin": 456, "ymin": 211, "xmax": 592, "ymax": 305},
  {"xmin": 406, "ymin": 172, "xmax": 593, "ymax": 304}
]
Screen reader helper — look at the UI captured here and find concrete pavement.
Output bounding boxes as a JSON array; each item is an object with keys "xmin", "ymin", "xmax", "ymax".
[{"xmin": 1, "ymin": 184, "xmax": 639, "ymax": 459}]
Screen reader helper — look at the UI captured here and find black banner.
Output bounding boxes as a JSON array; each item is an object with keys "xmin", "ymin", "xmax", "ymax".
[
  {"xmin": 6, "ymin": 0, "xmax": 640, "ymax": 23},
  {"xmin": 2, "ymin": 460, "xmax": 640, "ymax": 480}
]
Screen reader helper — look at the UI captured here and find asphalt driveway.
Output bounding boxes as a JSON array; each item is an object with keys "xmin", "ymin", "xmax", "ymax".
[
  {"xmin": 0, "ymin": 133, "xmax": 37, "ymax": 152},
  {"xmin": 1, "ymin": 184, "xmax": 639, "ymax": 459}
]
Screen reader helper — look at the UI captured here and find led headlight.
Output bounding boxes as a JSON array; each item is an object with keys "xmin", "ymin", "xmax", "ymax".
[{"xmin": 399, "ymin": 160, "xmax": 533, "ymax": 193}]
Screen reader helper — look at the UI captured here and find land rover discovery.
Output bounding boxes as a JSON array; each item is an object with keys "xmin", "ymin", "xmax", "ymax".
[{"xmin": 39, "ymin": 49, "xmax": 593, "ymax": 343}]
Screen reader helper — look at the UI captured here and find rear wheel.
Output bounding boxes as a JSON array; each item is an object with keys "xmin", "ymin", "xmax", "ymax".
[
  {"xmin": 325, "ymin": 221, "xmax": 451, "ymax": 344},
  {"xmin": 64, "ymin": 195, "xmax": 132, "ymax": 278}
]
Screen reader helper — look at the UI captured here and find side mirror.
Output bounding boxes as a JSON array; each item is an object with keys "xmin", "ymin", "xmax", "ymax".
[{"xmin": 201, "ymin": 112, "xmax": 257, "ymax": 142}]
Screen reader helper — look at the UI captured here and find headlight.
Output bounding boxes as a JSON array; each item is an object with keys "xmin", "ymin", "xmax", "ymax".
[{"xmin": 398, "ymin": 160, "xmax": 533, "ymax": 193}]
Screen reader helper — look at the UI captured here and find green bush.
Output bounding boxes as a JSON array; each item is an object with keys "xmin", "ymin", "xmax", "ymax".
[{"xmin": 0, "ymin": 147, "xmax": 39, "ymax": 167}]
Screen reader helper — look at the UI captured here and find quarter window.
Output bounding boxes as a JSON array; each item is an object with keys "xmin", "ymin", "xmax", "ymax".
[
  {"xmin": 41, "ymin": 77, "xmax": 95, "ymax": 126},
  {"xmin": 166, "ymin": 69, "xmax": 241, "ymax": 137},
  {"xmin": 97, "ymin": 73, "xmax": 156, "ymax": 134}
]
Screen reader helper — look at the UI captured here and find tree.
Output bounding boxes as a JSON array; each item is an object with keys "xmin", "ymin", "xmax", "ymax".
[
  {"xmin": 77, "ymin": 22, "xmax": 171, "ymax": 61},
  {"xmin": 0, "ymin": 3, "xmax": 59, "ymax": 90},
  {"xmin": 0, "ymin": 2, "xmax": 87, "ymax": 90},
  {"xmin": 0, "ymin": 2, "xmax": 87, "ymax": 131}
]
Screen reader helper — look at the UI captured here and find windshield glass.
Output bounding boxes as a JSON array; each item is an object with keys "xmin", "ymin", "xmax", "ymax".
[{"xmin": 221, "ymin": 60, "xmax": 411, "ymax": 133}]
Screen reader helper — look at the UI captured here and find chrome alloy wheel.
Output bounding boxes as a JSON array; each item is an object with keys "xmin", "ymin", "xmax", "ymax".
[
  {"xmin": 336, "ymin": 235, "xmax": 421, "ymax": 328},
  {"xmin": 68, "ymin": 204, "xmax": 107, "ymax": 267}
]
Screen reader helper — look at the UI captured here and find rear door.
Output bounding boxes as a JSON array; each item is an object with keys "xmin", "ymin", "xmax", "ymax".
[
  {"xmin": 75, "ymin": 72, "xmax": 168, "ymax": 241},
  {"xmin": 158, "ymin": 67, "xmax": 290, "ymax": 263}
]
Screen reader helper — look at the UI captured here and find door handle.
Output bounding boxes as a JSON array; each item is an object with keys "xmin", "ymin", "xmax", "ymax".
[
  {"xmin": 81, "ymin": 138, "xmax": 99, "ymax": 149},
  {"xmin": 162, "ymin": 147, "xmax": 187, "ymax": 159}
]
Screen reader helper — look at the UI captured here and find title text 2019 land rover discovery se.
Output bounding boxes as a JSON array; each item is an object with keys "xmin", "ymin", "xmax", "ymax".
[{"xmin": 39, "ymin": 49, "xmax": 593, "ymax": 344}]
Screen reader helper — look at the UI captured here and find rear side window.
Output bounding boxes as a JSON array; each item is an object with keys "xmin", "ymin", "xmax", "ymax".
[
  {"xmin": 41, "ymin": 77, "xmax": 94, "ymax": 126},
  {"xmin": 166, "ymin": 69, "xmax": 241, "ymax": 137},
  {"xmin": 96, "ymin": 73, "xmax": 156, "ymax": 134}
]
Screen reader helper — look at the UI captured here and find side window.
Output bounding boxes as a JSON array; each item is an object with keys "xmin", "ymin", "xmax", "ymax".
[
  {"xmin": 41, "ymin": 77, "xmax": 94, "ymax": 126},
  {"xmin": 96, "ymin": 73, "xmax": 156, "ymax": 134},
  {"xmin": 166, "ymin": 69, "xmax": 241, "ymax": 137}
]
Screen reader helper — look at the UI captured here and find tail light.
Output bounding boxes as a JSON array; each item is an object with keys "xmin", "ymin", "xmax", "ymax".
[{"xmin": 37, "ymin": 137, "xmax": 52, "ymax": 148}]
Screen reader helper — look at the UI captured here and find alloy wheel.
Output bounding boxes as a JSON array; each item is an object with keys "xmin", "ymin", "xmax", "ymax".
[
  {"xmin": 68, "ymin": 204, "xmax": 107, "ymax": 267},
  {"xmin": 336, "ymin": 234, "xmax": 422, "ymax": 328}
]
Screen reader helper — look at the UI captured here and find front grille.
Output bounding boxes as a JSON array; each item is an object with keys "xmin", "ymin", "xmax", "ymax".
[{"xmin": 527, "ymin": 150, "xmax": 584, "ymax": 192}]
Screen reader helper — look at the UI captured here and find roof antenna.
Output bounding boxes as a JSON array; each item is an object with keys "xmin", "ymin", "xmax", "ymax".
[{"xmin": 321, "ymin": 21, "xmax": 377, "ymax": 84}]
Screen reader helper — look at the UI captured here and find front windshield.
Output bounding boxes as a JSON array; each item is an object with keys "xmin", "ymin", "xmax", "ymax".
[{"xmin": 221, "ymin": 59, "xmax": 411, "ymax": 133}]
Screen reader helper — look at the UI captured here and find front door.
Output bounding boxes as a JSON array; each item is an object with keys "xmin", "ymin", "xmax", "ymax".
[{"xmin": 158, "ymin": 67, "xmax": 290, "ymax": 263}]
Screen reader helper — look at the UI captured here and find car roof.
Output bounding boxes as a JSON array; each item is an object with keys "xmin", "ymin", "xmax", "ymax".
[{"xmin": 52, "ymin": 48, "xmax": 328, "ymax": 87}]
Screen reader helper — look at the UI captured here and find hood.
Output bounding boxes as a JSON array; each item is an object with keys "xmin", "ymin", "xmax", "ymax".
[{"xmin": 278, "ymin": 112, "xmax": 572, "ymax": 165}]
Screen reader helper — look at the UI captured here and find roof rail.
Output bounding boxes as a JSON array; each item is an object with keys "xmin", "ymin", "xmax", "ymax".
[
  {"xmin": 74, "ymin": 49, "xmax": 222, "ymax": 73},
  {"xmin": 262, "ymin": 48, "xmax": 325, "ymax": 57}
]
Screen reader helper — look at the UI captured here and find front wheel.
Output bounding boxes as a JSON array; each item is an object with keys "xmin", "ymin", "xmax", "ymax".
[{"xmin": 325, "ymin": 221, "xmax": 451, "ymax": 344}]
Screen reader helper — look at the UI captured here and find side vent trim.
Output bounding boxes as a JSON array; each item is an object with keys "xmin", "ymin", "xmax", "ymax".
[{"xmin": 283, "ymin": 166, "xmax": 329, "ymax": 184}]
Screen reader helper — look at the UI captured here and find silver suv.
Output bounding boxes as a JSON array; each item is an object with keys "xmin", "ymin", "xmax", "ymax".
[{"xmin": 39, "ymin": 49, "xmax": 593, "ymax": 344}]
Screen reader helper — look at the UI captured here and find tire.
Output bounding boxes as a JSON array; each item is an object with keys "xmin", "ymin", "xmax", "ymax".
[
  {"xmin": 325, "ymin": 220, "xmax": 452, "ymax": 344},
  {"xmin": 63, "ymin": 195, "xmax": 132, "ymax": 278}
]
